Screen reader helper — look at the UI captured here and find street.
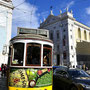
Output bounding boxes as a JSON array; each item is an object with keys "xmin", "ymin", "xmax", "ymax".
[{"xmin": 0, "ymin": 72, "xmax": 8, "ymax": 90}]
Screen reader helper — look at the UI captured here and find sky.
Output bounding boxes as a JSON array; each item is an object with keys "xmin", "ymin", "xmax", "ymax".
[{"xmin": 12, "ymin": 0, "xmax": 90, "ymax": 37}]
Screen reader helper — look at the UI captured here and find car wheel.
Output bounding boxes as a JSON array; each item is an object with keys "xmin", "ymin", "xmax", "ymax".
[{"xmin": 70, "ymin": 86, "xmax": 78, "ymax": 90}]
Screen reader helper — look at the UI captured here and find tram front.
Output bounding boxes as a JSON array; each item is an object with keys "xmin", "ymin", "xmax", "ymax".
[{"xmin": 8, "ymin": 28, "xmax": 53, "ymax": 90}]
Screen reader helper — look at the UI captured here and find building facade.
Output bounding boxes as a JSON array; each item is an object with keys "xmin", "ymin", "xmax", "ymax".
[
  {"xmin": 0, "ymin": 0, "xmax": 13, "ymax": 66},
  {"xmin": 40, "ymin": 10, "xmax": 90, "ymax": 68}
]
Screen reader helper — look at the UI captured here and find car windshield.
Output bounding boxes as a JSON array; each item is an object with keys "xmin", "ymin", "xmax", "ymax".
[{"xmin": 68, "ymin": 69, "xmax": 89, "ymax": 77}]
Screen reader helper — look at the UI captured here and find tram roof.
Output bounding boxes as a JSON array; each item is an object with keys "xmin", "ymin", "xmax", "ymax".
[{"xmin": 11, "ymin": 34, "xmax": 53, "ymax": 43}]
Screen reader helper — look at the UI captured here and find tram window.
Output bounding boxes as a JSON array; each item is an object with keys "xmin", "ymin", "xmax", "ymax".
[
  {"xmin": 12, "ymin": 43, "xmax": 24, "ymax": 66},
  {"xmin": 26, "ymin": 43, "xmax": 41, "ymax": 66},
  {"xmin": 43, "ymin": 45, "xmax": 52, "ymax": 66}
]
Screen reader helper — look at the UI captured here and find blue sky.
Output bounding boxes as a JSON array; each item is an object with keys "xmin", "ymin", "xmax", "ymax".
[{"xmin": 12, "ymin": 0, "xmax": 90, "ymax": 37}]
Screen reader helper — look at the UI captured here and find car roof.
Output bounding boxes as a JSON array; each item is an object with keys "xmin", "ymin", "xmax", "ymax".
[
  {"xmin": 54, "ymin": 67, "xmax": 84, "ymax": 72},
  {"xmin": 68, "ymin": 68, "xmax": 83, "ymax": 71},
  {"xmin": 53, "ymin": 66, "xmax": 68, "ymax": 69},
  {"xmin": 54, "ymin": 66, "xmax": 68, "ymax": 71}
]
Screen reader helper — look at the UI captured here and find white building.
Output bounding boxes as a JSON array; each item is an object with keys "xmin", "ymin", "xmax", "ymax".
[
  {"xmin": 0, "ymin": 0, "xmax": 13, "ymax": 67},
  {"xmin": 40, "ymin": 10, "xmax": 90, "ymax": 68}
]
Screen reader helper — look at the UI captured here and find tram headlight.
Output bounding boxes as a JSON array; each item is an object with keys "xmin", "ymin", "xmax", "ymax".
[{"xmin": 29, "ymin": 80, "xmax": 36, "ymax": 87}]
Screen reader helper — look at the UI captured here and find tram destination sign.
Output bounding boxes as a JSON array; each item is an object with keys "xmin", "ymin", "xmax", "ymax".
[{"xmin": 17, "ymin": 27, "xmax": 49, "ymax": 38}]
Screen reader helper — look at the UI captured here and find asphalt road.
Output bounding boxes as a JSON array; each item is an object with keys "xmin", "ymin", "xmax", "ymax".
[{"xmin": 0, "ymin": 72, "xmax": 8, "ymax": 90}]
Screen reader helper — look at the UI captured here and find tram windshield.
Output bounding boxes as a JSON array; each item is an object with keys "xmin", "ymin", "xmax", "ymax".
[
  {"xmin": 43, "ymin": 45, "xmax": 52, "ymax": 66},
  {"xmin": 11, "ymin": 42, "xmax": 52, "ymax": 66},
  {"xmin": 12, "ymin": 43, "xmax": 24, "ymax": 66},
  {"xmin": 26, "ymin": 43, "xmax": 41, "ymax": 66}
]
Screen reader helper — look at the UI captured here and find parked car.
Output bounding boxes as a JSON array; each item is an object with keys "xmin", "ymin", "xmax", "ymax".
[
  {"xmin": 53, "ymin": 67, "xmax": 90, "ymax": 90},
  {"xmin": 53, "ymin": 66, "xmax": 67, "ymax": 71},
  {"xmin": 86, "ymin": 70, "xmax": 90, "ymax": 75}
]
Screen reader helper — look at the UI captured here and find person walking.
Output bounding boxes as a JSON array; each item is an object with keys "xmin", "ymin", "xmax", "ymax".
[
  {"xmin": 4, "ymin": 64, "xmax": 7, "ymax": 77},
  {"xmin": 1, "ymin": 64, "xmax": 4, "ymax": 76}
]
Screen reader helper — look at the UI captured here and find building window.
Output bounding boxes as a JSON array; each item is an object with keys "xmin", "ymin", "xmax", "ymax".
[
  {"xmin": 64, "ymin": 35, "xmax": 66, "ymax": 39},
  {"xmin": 57, "ymin": 31, "xmax": 59, "ymax": 39},
  {"xmin": 71, "ymin": 35, "xmax": 72, "ymax": 39},
  {"xmin": 78, "ymin": 28, "xmax": 81, "ymax": 39},
  {"xmin": 63, "ymin": 29, "xmax": 65, "ymax": 32},
  {"xmin": 84, "ymin": 30, "xmax": 87, "ymax": 40},
  {"xmin": 53, "ymin": 26, "xmax": 56, "ymax": 29},
  {"xmin": 63, "ymin": 51, "xmax": 67, "ymax": 59},
  {"xmin": 65, "ymin": 23, "xmax": 68, "ymax": 26},
  {"xmin": 47, "ymin": 20, "xmax": 50, "ymax": 23},
  {"xmin": 63, "ymin": 39, "xmax": 66, "ymax": 46},
  {"xmin": 71, "ymin": 46, "xmax": 73, "ymax": 49},
  {"xmin": 50, "ymin": 32, "xmax": 53, "ymax": 40},
  {"xmin": 53, "ymin": 18, "xmax": 55, "ymax": 20},
  {"xmin": 72, "ymin": 55, "xmax": 74, "ymax": 58},
  {"xmin": 57, "ymin": 45, "xmax": 59, "ymax": 51}
]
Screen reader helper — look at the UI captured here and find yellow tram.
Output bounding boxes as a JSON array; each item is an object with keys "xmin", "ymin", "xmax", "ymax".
[{"xmin": 8, "ymin": 28, "xmax": 53, "ymax": 90}]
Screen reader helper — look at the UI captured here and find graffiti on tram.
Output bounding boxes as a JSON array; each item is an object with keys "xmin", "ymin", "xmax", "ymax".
[{"xmin": 9, "ymin": 68, "xmax": 52, "ymax": 88}]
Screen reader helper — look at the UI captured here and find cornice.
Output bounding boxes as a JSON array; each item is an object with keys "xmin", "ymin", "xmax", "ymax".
[
  {"xmin": 0, "ymin": 0, "xmax": 14, "ymax": 9},
  {"xmin": 74, "ymin": 21, "xmax": 90, "ymax": 31},
  {"xmin": 40, "ymin": 15, "xmax": 75, "ymax": 28}
]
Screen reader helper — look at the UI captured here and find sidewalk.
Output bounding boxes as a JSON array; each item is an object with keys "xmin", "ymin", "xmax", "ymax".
[{"xmin": 0, "ymin": 71, "xmax": 8, "ymax": 90}]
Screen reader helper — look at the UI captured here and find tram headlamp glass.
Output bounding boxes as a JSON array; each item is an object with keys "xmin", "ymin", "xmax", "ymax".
[{"xmin": 29, "ymin": 80, "xmax": 36, "ymax": 87}]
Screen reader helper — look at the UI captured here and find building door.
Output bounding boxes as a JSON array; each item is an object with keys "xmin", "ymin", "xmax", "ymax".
[{"xmin": 57, "ymin": 54, "xmax": 60, "ymax": 65}]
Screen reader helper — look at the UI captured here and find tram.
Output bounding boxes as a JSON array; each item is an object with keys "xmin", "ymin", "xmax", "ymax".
[{"xmin": 8, "ymin": 28, "xmax": 53, "ymax": 90}]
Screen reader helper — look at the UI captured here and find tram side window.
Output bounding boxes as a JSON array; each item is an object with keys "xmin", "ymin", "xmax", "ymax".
[
  {"xmin": 26, "ymin": 43, "xmax": 41, "ymax": 65},
  {"xmin": 12, "ymin": 43, "xmax": 24, "ymax": 66},
  {"xmin": 43, "ymin": 45, "xmax": 52, "ymax": 66}
]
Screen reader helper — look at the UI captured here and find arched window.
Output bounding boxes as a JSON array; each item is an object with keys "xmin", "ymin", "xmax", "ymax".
[
  {"xmin": 57, "ymin": 31, "xmax": 60, "ymax": 39},
  {"xmin": 63, "ymin": 51, "xmax": 67, "ymax": 59},
  {"xmin": 63, "ymin": 39, "xmax": 65, "ymax": 46},
  {"xmin": 50, "ymin": 32, "xmax": 53, "ymax": 40},
  {"xmin": 84, "ymin": 30, "xmax": 87, "ymax": 40},
  {"xmin": 78, "ymin": 28, "xmax": 81, "ymax": 39},
  {"xmin": 89, "ymin": 32, "xmax": 90, "ymax": 41}
]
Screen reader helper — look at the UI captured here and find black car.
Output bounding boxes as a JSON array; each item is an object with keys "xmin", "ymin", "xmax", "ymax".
[{"xmin": 53, "ymin": 67, "xmax": 90, "ymax": 90}]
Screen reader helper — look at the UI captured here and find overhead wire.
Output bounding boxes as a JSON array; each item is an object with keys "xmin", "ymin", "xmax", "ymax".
[
  {"xmin": 0, "ymin": 0, "xmax": 89, "ymax": 25},
  {"xmin": 29, "ymin": 0, "xmax": 37, "ymax": 26},
  {"xmin": 14, "ymin": 0, "xmax": 26, "ymax": 8},
  {"xmin": 12, "ymin": 0, "xmax": 37, "ymax": 26}
]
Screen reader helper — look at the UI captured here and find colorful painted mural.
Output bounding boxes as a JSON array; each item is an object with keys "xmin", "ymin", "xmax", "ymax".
[{"xmin": 9, "ymin": 68, "xmax": 52, "ymax": 88}]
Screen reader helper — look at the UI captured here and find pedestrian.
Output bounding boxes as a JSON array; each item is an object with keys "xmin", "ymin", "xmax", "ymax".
[
  {"xmin": 1, "ymin": 64, "xmax": 4, "ymax": 76},
  {"xmin": 4, "ymin": 64, "xmax": 7, "ymax": 77},
  {"xmin": 0, "ymin": 67, "xmax": 1, "ymax": 71},
  {"xmin": 43, "ymin": 55, "xmax": 47, "ymax": 66},
  {"xmin": 82, "ymin": 64, "xmax": 86, "ymax": 71}
]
